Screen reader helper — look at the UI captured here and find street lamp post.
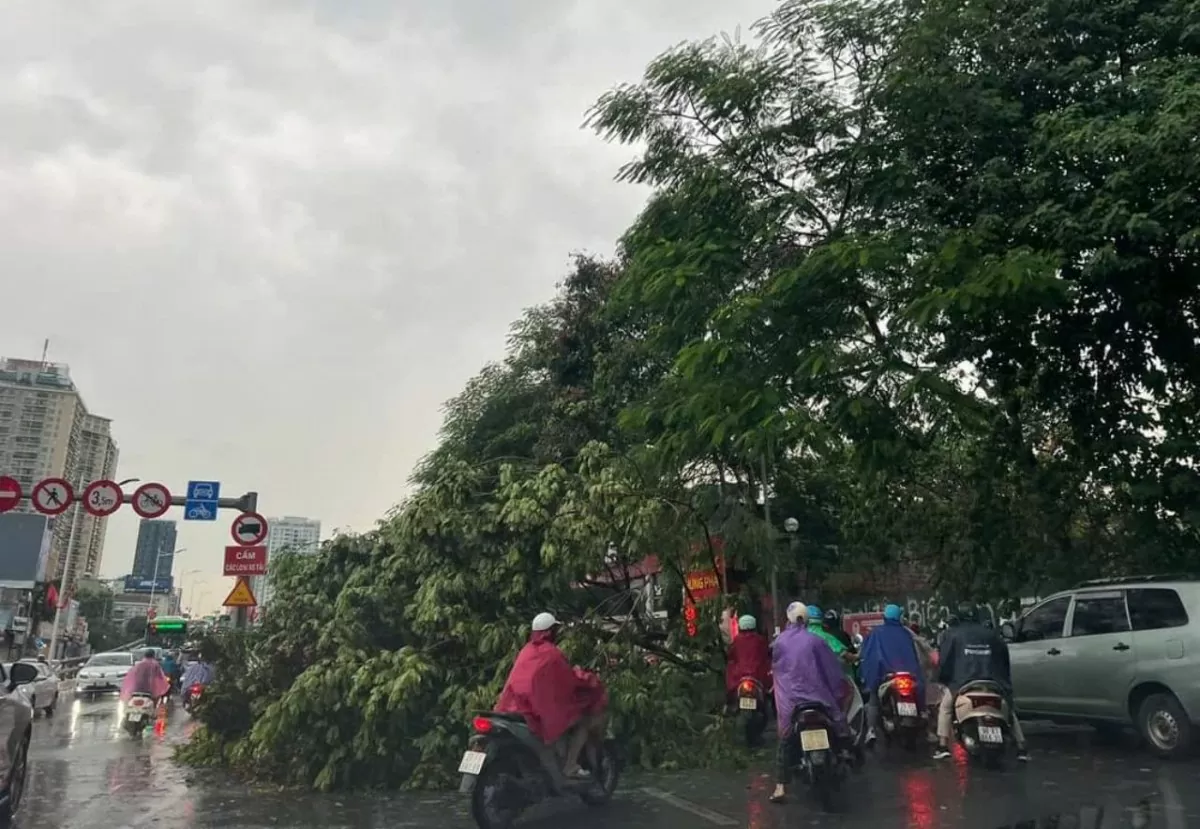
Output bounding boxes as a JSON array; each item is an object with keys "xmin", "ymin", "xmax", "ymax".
[
  {"xmin": 181, "ymin": 569, "xmax": 203, "ymax": 616},
  {"xmin": 47, "ymin": 476, "xmax": 140, "ymax": 661}
]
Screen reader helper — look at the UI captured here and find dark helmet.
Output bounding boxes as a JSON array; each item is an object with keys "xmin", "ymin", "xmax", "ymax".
[
  {"xmin": 952, "ymin": 601, "xmax": 978, "ymax": 625},
  {"xmin": 823, "ymin": 608, "xmax": 840, "ymax": 625}
]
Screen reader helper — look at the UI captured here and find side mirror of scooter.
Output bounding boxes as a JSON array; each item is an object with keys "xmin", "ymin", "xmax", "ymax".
[
  {"xmin": 852, "ymin": 633, "xmax": 864, "ymax": 649},
  {"xmin": 1000, "ymin": 621, "xmax": 1016, "ymax": 642}
]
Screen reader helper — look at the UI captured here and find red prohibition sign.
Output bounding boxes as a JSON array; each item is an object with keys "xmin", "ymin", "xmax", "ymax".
[
  {"xmin": 83, "ymin": 480, "xmax": 124, "ymax": 517},
  {"xmin": 230, "ymin": 511, "xmax": 268, "ymax": 545},
  {"xmin": 31, "ymin": 478, "xmax": 74, "ymax": 516}
]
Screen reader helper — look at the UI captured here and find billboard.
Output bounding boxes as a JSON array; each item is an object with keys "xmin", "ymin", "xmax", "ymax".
[
  {"xmin": 0, "ymin": 513, "xmax": 53, "ymax": 588},
  {"xmin": 122, "ymin": 576, "xmax": 173, "ymax": 594}
]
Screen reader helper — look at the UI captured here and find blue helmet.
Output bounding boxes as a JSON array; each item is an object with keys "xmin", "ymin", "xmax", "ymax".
[{"xmin": 884, "ymin": 604, "xmax": 903, "ymax": 622}]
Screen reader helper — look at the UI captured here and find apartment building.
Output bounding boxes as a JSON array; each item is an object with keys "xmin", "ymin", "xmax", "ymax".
[
  {"xmin": 0, "ymin": 357, "xmax": 118, "ymax": 586},
  {"xmin": 249, "ymin": 515, "xmax": 321, "ymax": 609}
]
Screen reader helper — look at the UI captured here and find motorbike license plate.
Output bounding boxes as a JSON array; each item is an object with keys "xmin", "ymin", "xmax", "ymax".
[
  {"xmin": 458, "ymin": 750, "xmax": 487, "ymax": 775},
  {"xmin": 739, "ymin": 697, "xmax": 758, "ymax": 711},
  {"xmin": 979, "ymin": 725, "xmax": 1003, "ymax": 743},
  {"xmin": 126, "ymin": 713, "xmax": 143, "ymax": 723},
  {"xmin": 897, "ymin": 702, "xmax": 919, "ymax": 717},
  {"xmin": 800, "ymin": 729, "xmax": 830, "ymax": 751}
]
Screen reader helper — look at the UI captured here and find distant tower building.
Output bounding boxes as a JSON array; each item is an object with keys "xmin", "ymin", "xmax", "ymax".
[
  {"xmin": 0, "ymin": 356, "xmax": 119, "ymax": 587},
  {"xmin": 132, "ymin": 519, "xmax": 178, "ymax": 580},
  {"xmin": 249, "ymin": 516, "xmax": 321, "ymax": 609}
]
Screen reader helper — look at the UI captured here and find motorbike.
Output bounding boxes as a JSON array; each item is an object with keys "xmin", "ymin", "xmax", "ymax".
[
  {"xmin": 733, "ymin": 676, "xmax": 769, "ymax": 747},
  {"xmin": 182, "ymin": 683, "xmax": 204, "ymax": 715},
  {"xmin": 786, "ymin": 702, "xmax": 849, "ymax": 811},
  {"xmin": 877, "ymin": 671, "xmax": 925, "ymax": 752},
  {"xmin": 458, "ymin": 712, "xmax": 620, "ymax": 829},
  {"xmin": 953, "ymin": 679, "xmax": 1012, "ymax": 767},
  {"xmin": 123, "ymin": 693, "xmax": 156, "ymax": 737}
]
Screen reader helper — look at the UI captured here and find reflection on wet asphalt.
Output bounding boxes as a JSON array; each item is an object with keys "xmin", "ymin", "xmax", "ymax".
[{"xmin": 19, "ymin": 696, "xmax": 1200, "ymax": 828}]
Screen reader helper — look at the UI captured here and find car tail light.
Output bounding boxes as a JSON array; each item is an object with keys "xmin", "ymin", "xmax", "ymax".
[
  {"xmin": 472, "ymin": 717, "xmax": 493, "ymax": 733},
  {"xmin": 740, "ymin": 680, "xmax": 756, "ymax": 695},
  {"xmin": 971, "ymin": 695, "xmax": 1002, "ymax": 709},
  {"xmin": 892, "ymin": 674, "xmax": 916, "ymax": 696}
]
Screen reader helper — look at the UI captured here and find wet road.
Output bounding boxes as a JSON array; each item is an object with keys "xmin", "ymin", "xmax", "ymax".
[{"xmin": 19, "ymin": 693, "xmax": 1200, "ymax": 828}]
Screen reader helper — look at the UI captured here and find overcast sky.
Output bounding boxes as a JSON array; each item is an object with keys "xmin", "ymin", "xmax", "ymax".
[{"xmin": 1, "ymin": 0, "xmax": 776, "ymax": 614}]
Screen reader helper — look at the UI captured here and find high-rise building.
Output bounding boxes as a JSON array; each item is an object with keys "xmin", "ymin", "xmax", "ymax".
[
  {"xmin": 0, "ymin": 357, "xmax": 119, "ymax": 588},
  {"xmin": 249, "ymin": 516, "xmax": 321, "ymax": 609},
  {"xmin": 132, "ymin": 519, "xmax": 178, "ymax": 580}
]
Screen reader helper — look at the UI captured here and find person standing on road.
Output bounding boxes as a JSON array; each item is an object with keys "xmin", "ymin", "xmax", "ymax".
[{"xmin": 934, "ymin": 602, "xmax": 1029, "ymax": 762}]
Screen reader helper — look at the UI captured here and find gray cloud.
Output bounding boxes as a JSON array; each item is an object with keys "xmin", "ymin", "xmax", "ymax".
[{"xmin": 0, "ymin": 0, "xmax": 775, "ymax": 612}]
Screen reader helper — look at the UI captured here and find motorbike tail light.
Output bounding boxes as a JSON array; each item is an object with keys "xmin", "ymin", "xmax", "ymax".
[
  {"xmin": 971, "ymin": 695, "xmax": 1002, "ymax": 709},
  {"xmin": 892, "ymin": 674, "xmax": 916, "ymax": 696},
  {"xmin": 472, "ymin": 717, "xmax": 494, "ymax": 734},
  {"xmin": 801, "ymin": 710, "xmax": 826, "ymax": 725},
  {"xmin": 740, "ymin": 680, "xmax": 756, "ymax": 695}
]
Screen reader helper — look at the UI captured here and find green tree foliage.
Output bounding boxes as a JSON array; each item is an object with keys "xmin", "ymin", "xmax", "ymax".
[{"xmin": 182, "ymin": 0, "xmax": 1200, "ymax": 789}]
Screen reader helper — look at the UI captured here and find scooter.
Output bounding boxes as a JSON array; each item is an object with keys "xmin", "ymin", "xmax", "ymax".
[
  {"xmin": 786, "ymin": 703, "xmax": 850, "ymax": 811},
  {"xmin": 182, "ymin": 683, "xmax": 204, "ymax": 715},
  {"xmin": 123, "ymin": 693, "xmax": 156, "ymax": 737},
  {"xmin": 953, "ymin": 680, "xmax": 1012, "ymax": 767},
  {"xmin": 733, "ymin": 676, "xmax": 770, "ymax": 747},
  {"xmin": 459, "ymin": 712, "xmax": 620, "ymax": 829},
  {"xmin": 877, "ymin": 672, "xmax": 926, "ymax": 752}
]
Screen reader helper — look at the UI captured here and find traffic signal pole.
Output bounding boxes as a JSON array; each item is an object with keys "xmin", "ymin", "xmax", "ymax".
[{"xmin": 39, "ymin": 488, "xmax": 260, "ymax": 659}]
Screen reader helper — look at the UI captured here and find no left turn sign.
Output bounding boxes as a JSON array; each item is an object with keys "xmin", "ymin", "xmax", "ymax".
[
  {"xmin": 31, "ymin": 478, "xmax": 73, "ymax": 516},
  {"xmin": 83, "ymin": 480, "xmax": 124, "ymax": 517},
  {"xmin": 230, "ymin": 511, "xmax": 268, "ymax": 545},
  {"xmin": 132, "ymin": 482, "xmax": 172, "ymax": 519}
]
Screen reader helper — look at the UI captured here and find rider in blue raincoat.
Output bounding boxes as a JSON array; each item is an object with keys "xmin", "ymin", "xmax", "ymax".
[
  {"xmin": 859, "ymin": 604, "xmax": 925, "ymax": 741},
  {"xmin": 770, "ymin": 601, "xmax": 850, "ymax": 804}
]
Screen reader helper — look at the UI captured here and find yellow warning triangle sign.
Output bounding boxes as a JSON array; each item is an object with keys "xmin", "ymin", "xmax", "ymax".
[{"xmin": 222, "ymin": 576, "xmax": 258, "ymax": 607}]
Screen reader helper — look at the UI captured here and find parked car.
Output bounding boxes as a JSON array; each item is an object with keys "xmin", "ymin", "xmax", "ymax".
[
  {"xmin": 0, "ymin": 662, "xmax": 37, "ymax": 826},
  {"xmin": 1002, "ymin": 575, "xmax": 1200, "ymax": 758},
  {"xmin": 6, "ymin": 662, "xmax": 59, "ymax": 717},
  {"xmin": 75, "ymin": 652, "xmax": 135, "ymax": 698}
]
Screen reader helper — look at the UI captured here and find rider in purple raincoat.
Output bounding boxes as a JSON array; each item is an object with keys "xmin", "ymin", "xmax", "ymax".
[{"xmin": 770, "ymin": 601, "xmax": 851, "ymax": 804}]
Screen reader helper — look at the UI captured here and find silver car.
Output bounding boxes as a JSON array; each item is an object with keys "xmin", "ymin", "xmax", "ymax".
[
  {"xmin": 1003, "ymin": 576, "xmax": 1200, "ymax": 758},
  {"xmin": 0, "ymin": 662, "xmax": 38, "ymax": 826},
  {"xmin": 75, "ymin": 652, "xmax": 135, "ymax": 697}
]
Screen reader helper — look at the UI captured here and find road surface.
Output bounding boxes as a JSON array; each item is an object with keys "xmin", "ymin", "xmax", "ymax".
[{"xmin": 20, "ymin": 692, "xmax": 1200, "ymax": 828}]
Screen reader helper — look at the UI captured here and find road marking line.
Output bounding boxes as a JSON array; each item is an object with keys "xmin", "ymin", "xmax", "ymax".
[{"xmin": 639, "ymin": 787, "xmax": 739, "ymax": 826}]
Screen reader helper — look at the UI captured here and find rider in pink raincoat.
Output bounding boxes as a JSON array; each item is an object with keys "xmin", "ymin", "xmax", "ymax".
[{"xmin": 120, "ymin": 650, "xmax": 170, "ymax": 702}]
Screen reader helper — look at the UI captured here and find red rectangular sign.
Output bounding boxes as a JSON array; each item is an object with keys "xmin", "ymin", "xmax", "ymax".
[{"xmin": 223, "ymin": 545, "xmax": 267, "ymax": 576}]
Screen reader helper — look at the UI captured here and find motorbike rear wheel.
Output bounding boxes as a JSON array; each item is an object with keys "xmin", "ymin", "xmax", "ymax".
[{"xmin": 470, "ymin": 755, "xmax": 524, "ymax": 829}]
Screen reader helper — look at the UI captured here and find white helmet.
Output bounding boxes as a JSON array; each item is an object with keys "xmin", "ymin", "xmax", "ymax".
[
  {"xmin": 786, "ymin": 602, "xmax": 806, "ymax": 624},
  {"xmin": 531, "ymin": 612, "xmax": 559, "ymax": 632},
  {"xmin": 738, "ymin": 614, "xmax": 757, "ymax": 631}
]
